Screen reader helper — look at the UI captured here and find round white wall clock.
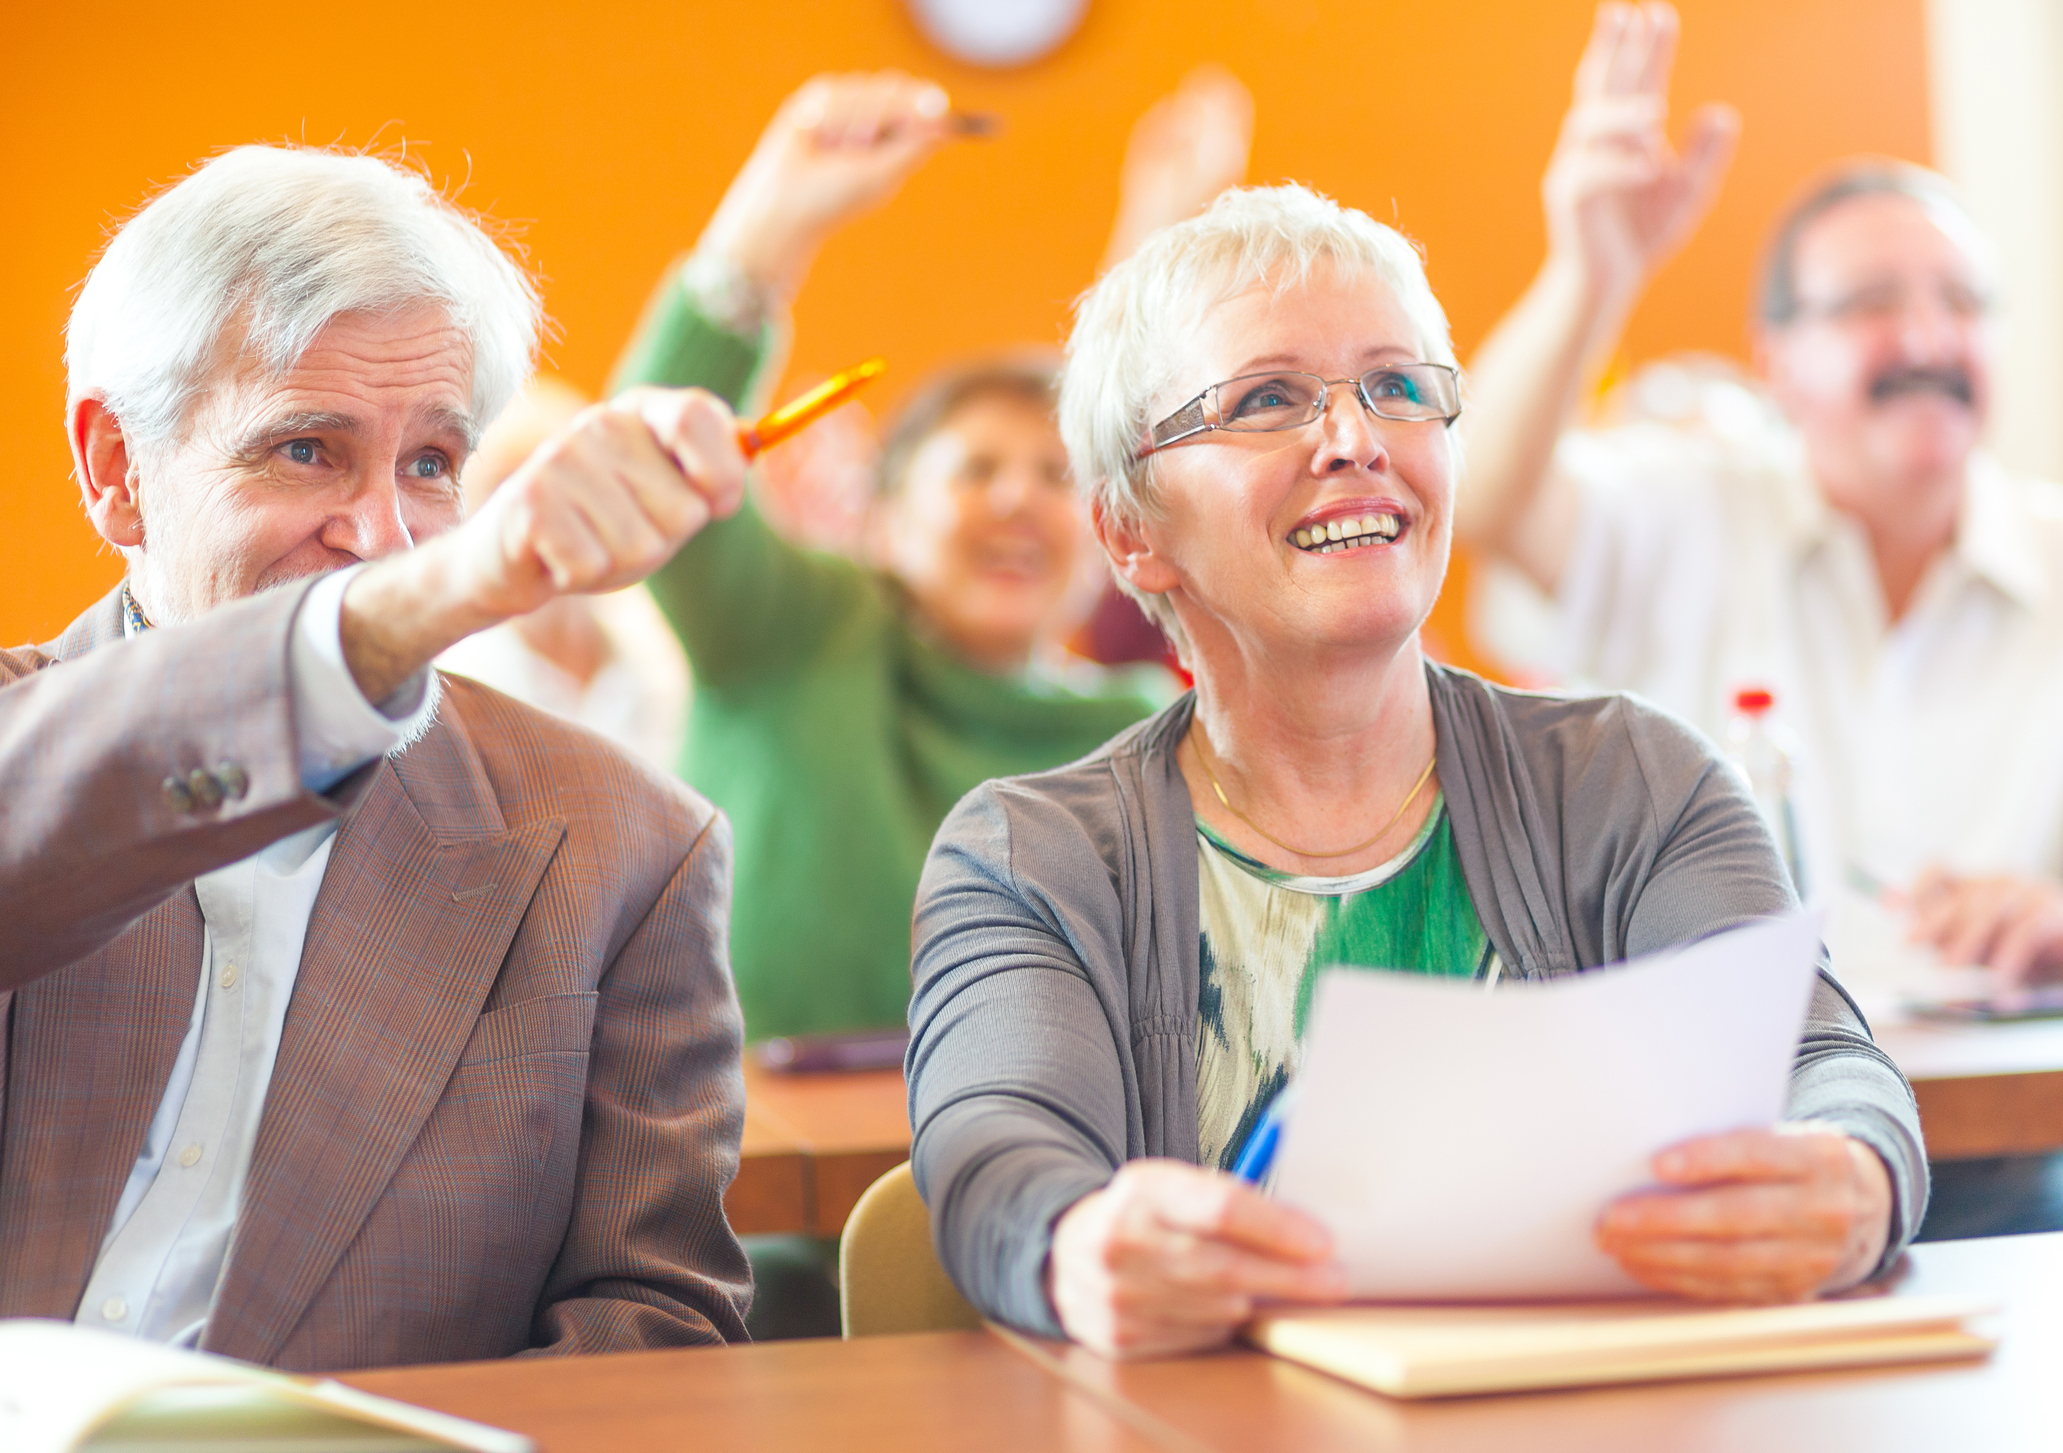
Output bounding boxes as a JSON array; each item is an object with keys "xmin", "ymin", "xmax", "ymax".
[{"xmin": 905, "ymin": 0, "xmax": 1088, "ymax": 68}]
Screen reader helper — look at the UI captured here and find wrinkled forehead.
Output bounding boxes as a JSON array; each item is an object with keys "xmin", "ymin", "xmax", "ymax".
[
  {"xmin": 1161, "ymin": 257, "xmax": 1427, "ymax": 402},
  {"xmin": 1790, "ymin": 190, "xmax": 1997, "ymax": 299},
  {"xmin": 198, "ymin": 304, "xmax": 479, "ymax": 442}
]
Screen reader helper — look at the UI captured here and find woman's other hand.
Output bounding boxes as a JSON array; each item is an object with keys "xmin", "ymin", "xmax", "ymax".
[
  {"xmin": 1543, "ymin": 3, "xmax": 1738, "ymax": 308},
  {"xmin": 1046, "ymin": 1159, "xmax": 1346, "ymax": 1358},
  {"xmin": 1595, "ymin": 1124, "xmax": 1893, "ymax": 1302}
]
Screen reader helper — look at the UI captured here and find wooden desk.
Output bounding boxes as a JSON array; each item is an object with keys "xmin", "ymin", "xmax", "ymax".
[
  {"xmin": 715, "ymin": 1017, "xmax": 2063, "ymax": 1238},
  {"xmin": 725, "ymin": 1062, "xmax": 910, "ymax": 1237},
  {"xmin": 347, "ymin": 1323, "xmax": 1159, "ymax": 1452},
  {"xmin": 1877, "ymin": 1018, "xmax": 2063, "ymax": 1160},
  {"xmin": 346, "ymin": 1233, "xmax": 2056, "ymax": 1452}
]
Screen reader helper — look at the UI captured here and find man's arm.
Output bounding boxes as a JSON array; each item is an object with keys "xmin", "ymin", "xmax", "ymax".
[
  {"xmin": 1457, "ymin": 2, "xmax": 1736, "ymax": 593},
  {"xmin": 0, "ymin": 585, "xmax": 332, "ymax": 986},
  {"xmin": 0, "ymin": 386, "xmax": 746, "ymax": 989},
  {"xmin": 337, "ymin": 386, "xmax": 744, "ymax": 703},
  {"xmin": 528, "ymin": 812, "xmax": 752, "ymax": 1352}
]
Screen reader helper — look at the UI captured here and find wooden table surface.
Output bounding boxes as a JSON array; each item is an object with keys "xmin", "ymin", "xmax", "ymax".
[
  {"xmin": 346, "ymin": 1233, "xmax": 2058, "ymax": 1452},
  {"xmin": 1877, "ymin": 1017, "xmax": 2063, "ymax": 1161},
  {"xmin": 721, "ymin": 1012, "xmax": 2063, "ymax": 1245},
  {"xmin": 726, "ymin": 1061, "xmax": 910, "ymax": 1237}
]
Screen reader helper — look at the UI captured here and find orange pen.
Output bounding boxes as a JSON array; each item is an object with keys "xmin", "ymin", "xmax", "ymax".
[{"xmin": 738, "ymin": 358, "xmax": 887, "ymax": 459}]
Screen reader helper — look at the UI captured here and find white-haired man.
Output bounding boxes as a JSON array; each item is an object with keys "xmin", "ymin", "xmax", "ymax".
[
  {"xmin": 1458, "ymin": 5, "xmax": 2063, "ymax": 994},
  {"xmin": 0, "ymin": 145, "xmax": 753, "ymax": 1369}
]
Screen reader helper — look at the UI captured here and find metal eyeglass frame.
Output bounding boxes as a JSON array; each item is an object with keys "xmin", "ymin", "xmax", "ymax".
[{"xmin": 1138, "ymin": 364, "xmax": 1463, "ymax": 460}]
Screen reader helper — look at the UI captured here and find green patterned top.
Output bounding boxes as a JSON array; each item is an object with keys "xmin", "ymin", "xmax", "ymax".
[{"xmin": 1195, "ymin": 797, "xmax": 1497, "ymax": 1170}]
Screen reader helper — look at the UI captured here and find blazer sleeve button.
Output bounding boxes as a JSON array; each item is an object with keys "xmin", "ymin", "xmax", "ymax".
[
  {"xmin": 162, "ymin": 775, "xmax": 196, "ymax": 812},
  {"xmin": 187, "ymin": 767, "xmax": 224, "ymax": 809},
  {"xmin": 215, "ymin": 762, "xmax": 249, "ymax": 800}
]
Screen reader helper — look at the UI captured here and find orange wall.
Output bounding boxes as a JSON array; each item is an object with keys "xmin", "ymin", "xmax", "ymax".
[{"xmin": 0, "ymin": 0, "xmax": 1930, "ymax": 644}]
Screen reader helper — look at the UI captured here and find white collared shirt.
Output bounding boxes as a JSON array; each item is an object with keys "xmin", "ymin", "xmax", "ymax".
[
  {"xmin": 1476, "ymin": 424, "xmax": 2063, "ymax": 938},
  {"xmin": 435, "ymin": 586, "xmax": 690, "ymax": 772},
  {"xmin": 73, "ymin": 568, "xmax": 434, "ymax": 1346}
]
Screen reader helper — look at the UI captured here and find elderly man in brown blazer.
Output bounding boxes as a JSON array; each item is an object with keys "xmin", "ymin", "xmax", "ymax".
[{"xmin": 0, "ymin": 145, "xmax": 756, "ymax": 1369}]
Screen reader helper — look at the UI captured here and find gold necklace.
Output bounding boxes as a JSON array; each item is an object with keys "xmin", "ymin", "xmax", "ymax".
[{"xmin": 1191, "ymin": 727, "xmax": 1438, "ymax": 861}]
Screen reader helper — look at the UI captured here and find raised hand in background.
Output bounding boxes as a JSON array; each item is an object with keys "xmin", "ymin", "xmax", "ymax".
[
  {"xmin": 1102, "ymin": 66, "xmax": 1255, "ymax": 272},
  {"xmin": 699, "ymin": 72, "xmax": 966, "ymax": 303},
  {"xmin": 1456, "ymin": 1, "xmax": 1738, "ymax": 594},
  {"xmin": 1544, "ymin": 2, "xmax": 1738, "ymax": 312}
]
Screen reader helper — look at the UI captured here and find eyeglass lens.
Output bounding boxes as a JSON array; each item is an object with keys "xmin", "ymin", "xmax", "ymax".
[
  {"xmin": 1805, "ymin": 279, "xmax": 1990, "ymax": 325},
  {"xmin": 1211, "ymin": 367, "xmax": 1458, "ymax": 431}
]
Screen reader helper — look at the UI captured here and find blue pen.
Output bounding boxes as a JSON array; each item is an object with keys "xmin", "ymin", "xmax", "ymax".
[{"xmin": 1232, "ymin": 1087, "xmax": 1296, "ymax": 1184}]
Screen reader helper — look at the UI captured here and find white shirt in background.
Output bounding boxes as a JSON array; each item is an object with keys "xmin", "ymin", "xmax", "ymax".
[
  {"xmin": 1474, "ymin": 416, "xmax": 2063, "ymax": 985},
  {"xmin": 437, "ymin": 586, "xmax": 689, "ymax": 773},
  {"xmin": 74, "ymin": 567, "xmax": 432, "ymax": 1346}
]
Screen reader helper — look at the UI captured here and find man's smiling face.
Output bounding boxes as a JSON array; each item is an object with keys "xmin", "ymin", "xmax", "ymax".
[
  {"xmin": 123, "ymin": 303, "xmax": 477, "ymax": 623},
  {"xmin": 1759, "ymin": 191, "xmax": 1996, "ymax": 512}
]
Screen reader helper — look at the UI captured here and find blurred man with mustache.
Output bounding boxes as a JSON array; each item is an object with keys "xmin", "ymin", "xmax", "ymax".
[{"xmin": 1459, "ymin": 4, "xmax": 2063, "ymax": 1037}]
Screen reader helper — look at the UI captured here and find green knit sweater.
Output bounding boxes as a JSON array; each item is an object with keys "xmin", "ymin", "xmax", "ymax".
[{"xmin": 612, "ymin": 271, "xmax": 1157, "ymax": 1038}]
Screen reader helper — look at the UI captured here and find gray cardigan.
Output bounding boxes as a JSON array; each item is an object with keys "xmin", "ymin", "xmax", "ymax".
[{"xmin": 907, "ymin": 663, "xmax": 1928, "ymax": 1336}]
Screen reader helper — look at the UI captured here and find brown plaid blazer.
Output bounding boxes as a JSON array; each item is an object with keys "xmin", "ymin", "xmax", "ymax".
[{"xmin": 0, "ymin": 580, "xmax": 750, "ymax": 1370}]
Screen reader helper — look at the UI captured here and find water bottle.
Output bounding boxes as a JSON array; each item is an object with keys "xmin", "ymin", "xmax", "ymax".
[{"xmin": 1724, "ymin": 686, "xmax": 1809, "ymax": 900}]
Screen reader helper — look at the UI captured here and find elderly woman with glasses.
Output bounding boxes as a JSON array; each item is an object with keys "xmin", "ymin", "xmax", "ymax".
[{"xmin": 905, "ymin": 185, "xmax": 1927, "ymax": 1359}]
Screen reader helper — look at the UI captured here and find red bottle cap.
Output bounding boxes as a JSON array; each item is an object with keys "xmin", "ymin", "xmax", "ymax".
[{"xmin": 1733, "ymin": 686, "xmax": 1775, "ymax": 715}]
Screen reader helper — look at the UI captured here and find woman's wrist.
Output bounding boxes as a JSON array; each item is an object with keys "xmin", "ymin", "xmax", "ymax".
[
  {"xmin": 692, "ymin": 197, "xmax": 819, "ymax": 311},
  {"xmin": 1532, "ymin": 250, "xmax": 1643, "ymax": 356},
  {"xmin": 1825, "ymin": 1137, "xmax": 1896, "ymax": 1290}
]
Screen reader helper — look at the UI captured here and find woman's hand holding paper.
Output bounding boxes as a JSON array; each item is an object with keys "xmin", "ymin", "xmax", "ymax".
[
  {"xmin": 1594, "ymin": 1124, "xmax": 1893, "ymax": 1302},
  {"xmin": 1046, "ymin": 1160, "xmax": 1346, "ymax": 1359}
]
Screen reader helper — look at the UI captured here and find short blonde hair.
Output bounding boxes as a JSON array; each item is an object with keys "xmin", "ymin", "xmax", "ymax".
[{"xmin": 1059, "ymin": 184, "xmax": 1457, "ymax": 646}]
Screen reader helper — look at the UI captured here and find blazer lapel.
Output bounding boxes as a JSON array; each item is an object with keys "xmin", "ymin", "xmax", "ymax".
[
  {"xmin": 0, "ymin": 890, "xmax": 205, "ymax": 1316},
  {"xmin": 203, "ymin": 707, "xmax": 564, "ymax": 1364}
]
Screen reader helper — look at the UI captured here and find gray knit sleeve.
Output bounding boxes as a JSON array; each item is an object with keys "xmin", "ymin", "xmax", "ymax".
[{"xmin": 905, "ymin": 780, "xmax": 1129, "ymax": 1335}]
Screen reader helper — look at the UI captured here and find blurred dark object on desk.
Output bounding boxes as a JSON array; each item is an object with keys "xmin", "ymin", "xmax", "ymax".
[
  {"xmin": 757, "ymin": 1027, "xmax": 909, "ymax": 1073},
  {"xmin": 1907, "ymin": 987, "xmax": 2063, "ymax": 1024}
]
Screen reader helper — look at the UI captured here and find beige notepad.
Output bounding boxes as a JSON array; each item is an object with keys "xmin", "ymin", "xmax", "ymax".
[
  {"xmin": 1246, "ymin": 1293, "xmax": 1998, "ymax": 1399},
  {"xmin": 0, "ymin": 1319, "xmax": 531, "ymax": 1453}
]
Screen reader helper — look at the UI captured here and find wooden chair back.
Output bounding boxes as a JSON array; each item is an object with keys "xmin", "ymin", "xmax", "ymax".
[{"xmin": 838, "ymin": 1160, "xmax": 984, "ymax": 1337}]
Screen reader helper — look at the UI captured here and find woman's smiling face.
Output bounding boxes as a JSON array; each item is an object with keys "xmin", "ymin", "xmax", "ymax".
[{"xmin": 1110, "ymin": 259, "xmax": 1458, "ymax": 665}]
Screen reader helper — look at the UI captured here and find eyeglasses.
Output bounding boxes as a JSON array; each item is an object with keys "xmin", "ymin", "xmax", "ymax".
[
  {"xmin": 1140, "ymin": 364, "xmax": 1462, "ymax": 458},
  {"xmin": 1791, "ymin": 279, "xmax": 1991, "ymax": 328}
]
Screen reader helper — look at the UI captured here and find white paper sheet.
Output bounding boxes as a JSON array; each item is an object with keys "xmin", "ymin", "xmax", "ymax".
[{"xmin": 1268, "ymin": 908, "xmax": 1825, "ymax": 1300}]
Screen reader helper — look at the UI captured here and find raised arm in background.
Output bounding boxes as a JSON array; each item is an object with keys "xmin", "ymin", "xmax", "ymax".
[
  {"xmin": 1101, "ymin": 67, "xmax": 1254, "ymax": 274},
  {"xmin": 613, "ymin": 68, "xmax": 1251, "ymax": 685},
  {"xmin": 1455, "ymin": 1, "xmax": 1736, "ymax": 592},
  {"xmin": 609, "ymin": 74, "xmax": 964, "ymax": 684}
]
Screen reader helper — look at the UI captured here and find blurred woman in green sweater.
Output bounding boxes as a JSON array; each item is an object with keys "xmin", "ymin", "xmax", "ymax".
[{"xmin": 611, "ymin": 68, "xmax": 1253, "ymax": 1042}]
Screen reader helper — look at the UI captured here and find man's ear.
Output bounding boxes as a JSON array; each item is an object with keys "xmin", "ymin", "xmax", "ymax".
[
  {"xmin": 1092, "ymin": 498, "xmax": 1180, "ymax": 597},
  {"xmin": 70, "ymin": 396, "xmax": 146, "ymax": 548}
]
